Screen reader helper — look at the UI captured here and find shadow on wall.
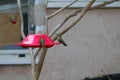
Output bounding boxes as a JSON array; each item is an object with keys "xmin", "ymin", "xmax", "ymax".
[{"xmin": 84, "ymin": 73, "xmax": 120, "ymax": 80}]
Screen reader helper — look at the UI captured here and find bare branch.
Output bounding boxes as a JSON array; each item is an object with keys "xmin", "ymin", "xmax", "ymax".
[
  {"xmin": 34, "ymin": 48, "xmax": 41, "ymax": 58},
  {"xmin": 50, "ymin": 0, "xmax": 118, "ymax": 39},
  {"xmin": 52, "ymin": 0, "xmax": 96, "ymax": 41},
  {"xmin": 48, "ymin": 0, "xmax": 78, "ymax": 19},
  {"xmin": 34, "ymin": 48, "xmax": 48, "ymax": 80},
  {"xmin": 29, "ymin": 48, "xmax": 36, "ymax": 80},
  {"xmin": 49, "ymin": 9, "xmax": 80, "ymax": 37},
  {"xmin": 100, "ymin": 69, "xmax": 112, "ymax": 80},
  {"xmin": 17, "ymin": 0, "xmax": 25, "ymax": 39},
  {"xmin": 93, "ymin": 0, "xmax": 119, "ymax": 8},
  {"xmin": 59, "ymin": 0, "xmax": 96, "ymax": 35},
  {"xmin": 49, "ymin": 24, "xmax": 62, "ymax": 37}
]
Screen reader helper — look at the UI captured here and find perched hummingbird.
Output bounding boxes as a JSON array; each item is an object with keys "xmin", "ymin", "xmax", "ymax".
[
  {"xmin": 40, "ymin": 38, "xmax": 45, "ymax": 47},
  {"xmin": 57, "ymin": 34, "xmax": 67, "ymax": 46}
]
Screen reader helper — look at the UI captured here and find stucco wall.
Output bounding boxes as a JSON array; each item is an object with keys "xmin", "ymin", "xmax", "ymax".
[{"xmin": 0, "ymin": 9, "xmax": 120, "ymax": 80}]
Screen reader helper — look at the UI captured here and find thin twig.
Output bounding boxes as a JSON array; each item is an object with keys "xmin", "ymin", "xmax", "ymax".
[
  {"xmin": 49, "ymin": 24, "xmax": 61, "ymax": 37},
  {"xmin": 100, "ymin": 69, "xmax": 112, "ymax": 80},
  {"xmin": 48, "ymin": 0, "xmax": 78, "ymax": 19},
  {"xmin": 52, "ymin": 0, "xmax": 96, "ymax": 41},
  {"xmin": 29, "ymin": 48, "xmax": 36, "ymax": 80},
  {"xmin": 17, "ymin": 0, "xmax": 25, "ymax": 39},
  {"xmin": 50, "ymin": 0, "xmax": 118, "ymax": 39},
  {"xmin": 59, "ymin": 0, "xmax": 96, "ymax": 35},
  {"xmin": 34, "ymin": 48, "xmax": 41, "ymax": 58},
  {"xmin": 49, "ymin": 9, "xmax": 80, "ymax": 37},
  {"xmin": 93, "ymin": 0, "xmax": 119, "ymax": 8}
]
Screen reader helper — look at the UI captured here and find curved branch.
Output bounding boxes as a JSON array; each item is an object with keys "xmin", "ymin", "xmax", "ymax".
[
  {"xmin": 52, "ymin": 0, "xmax": 96, "ymax": 41},
  {"xmin": 17, "ymin": 0, "xmax": 25, "ymax": 39},
  {"xmin": 48, "ymin": 0, "xmax": 78, "ymax": 19},
  {"xmin": 49, "ymin": 9, "xmax": 80, "ymax": 37},
  {"xmin": 93, "ymin": 0, "xmax": 119, "ymax": 8},
  {"xmin": 50, "ymin": 0, "xmax": 118, "ymax": 39},
  {"xmin": 59, "ymin": 0, "xmax": 96, "ymax": 35}
]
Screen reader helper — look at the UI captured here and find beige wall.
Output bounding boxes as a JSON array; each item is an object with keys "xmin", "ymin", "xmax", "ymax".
[
  {"xmin": 0, "ymin": 13, "xmax": 20, "ymax": 47},
  {"xmin": 0, "ymin": 9, "xmax": 120, "ymax": 80}
]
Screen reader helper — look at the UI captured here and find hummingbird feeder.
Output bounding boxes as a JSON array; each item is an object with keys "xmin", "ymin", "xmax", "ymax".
[
  {"xmin": 10, "ymin": 17, "xmax": 17, "ymax": 24},
  {"xmin": 17, "ymin": 34, "xmax": 60, "ymax": 48},
  {"xmin": 17, "ymin": 0, "xmax": 60, "ymax": 48},
  {"xmin": 9, "ymin": 11, "xmax": 18, "ymax": 24}
]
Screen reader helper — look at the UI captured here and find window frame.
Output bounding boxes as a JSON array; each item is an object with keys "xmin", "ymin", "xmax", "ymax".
[
  {"xmin": 47, "ymin": 0, "xmax": 120, "ymax": 8},
  {"xmin": 0, "ymin": 49, "xmax": 31, "ymax": 65}
]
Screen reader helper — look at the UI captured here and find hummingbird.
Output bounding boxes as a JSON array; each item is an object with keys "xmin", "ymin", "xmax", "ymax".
[
  {"xmin": 40, "ymin": 38, "xmax": 45, "ymax": 47},
  {"xmin": 56, "ymin": 34, "xmax": 67, "ymax": 47}
]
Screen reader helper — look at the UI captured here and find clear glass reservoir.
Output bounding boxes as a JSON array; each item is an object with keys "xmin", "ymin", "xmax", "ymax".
[{"xmin": 28, "ymin": 0, "xmax": 47, "ymax": 34}]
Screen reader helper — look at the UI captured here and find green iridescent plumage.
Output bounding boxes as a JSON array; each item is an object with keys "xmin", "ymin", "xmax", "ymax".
[
  {"xmin": 40, "ymin": 38, "xmax": 45, "ymax": 47},
  {"xmin": 57, "ymin": 34, "xmax": 67, "ymax": 46}
]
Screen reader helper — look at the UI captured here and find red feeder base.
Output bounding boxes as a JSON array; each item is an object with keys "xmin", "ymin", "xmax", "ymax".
[
  {"xmin": 17, "ymin": 34, "xmax": 59, "ymax": 48},
  {"xmin": 11, "ymin": 20, "xmax": 17, "ymax": 24}
]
